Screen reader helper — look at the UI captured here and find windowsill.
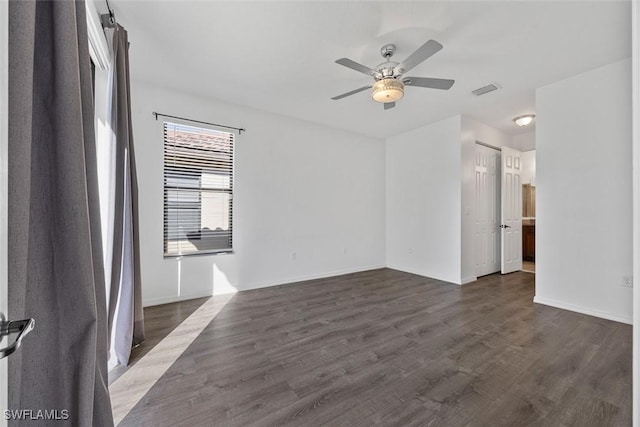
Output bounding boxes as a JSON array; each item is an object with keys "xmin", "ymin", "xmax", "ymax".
[{"xmin": 163, "ymin": 250, "xmax": 235, "ymax": 259}]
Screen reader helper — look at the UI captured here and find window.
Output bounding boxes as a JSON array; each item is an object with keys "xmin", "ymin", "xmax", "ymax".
[{"xmin": 163, "ymin": 121, "xmax": 234, "ymax": 256}]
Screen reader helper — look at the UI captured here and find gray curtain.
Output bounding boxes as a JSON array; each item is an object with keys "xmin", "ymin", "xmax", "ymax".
[
  {"xmin": 8, "ymin": 1, "xmax": 113, "ymax": 426},
  {"xmin": 107, "ymin": 24, "xmax": 145, "ymax": 366}
]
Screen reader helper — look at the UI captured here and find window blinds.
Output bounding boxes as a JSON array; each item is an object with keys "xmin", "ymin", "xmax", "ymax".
[{"xmin": 163, "ymin": 121, "xmax": 234, "ymax": 256}]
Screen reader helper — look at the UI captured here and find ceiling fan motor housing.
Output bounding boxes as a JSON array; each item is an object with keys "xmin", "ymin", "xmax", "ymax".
[
  {"xmin": 375, "ymin": 44, "xmax": 401, "ymax": 79},
  {"xmin": 375, "ymin": 62, "xmax": 400, "ymax": 79}
]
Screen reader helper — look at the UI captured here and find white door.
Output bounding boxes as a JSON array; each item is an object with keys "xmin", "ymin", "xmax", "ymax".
[
  {"xmin": 475, "ymin": 144, "xmax": 501, "ymax": 277},
  {"xmin": 501, "ymin": 147, "xmax": 523, "ymax": 274},
  {"xmin": 0, "ymin": 0, "xmax": 8, "ymax": 422}
]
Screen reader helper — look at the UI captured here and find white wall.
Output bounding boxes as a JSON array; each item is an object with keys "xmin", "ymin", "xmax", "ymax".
[
  {"xmin": 520, "ymin": 150, "xmax": 536, "ymax": 186},
  {"xmin": 535, "ymin": 58, "xmax": 633, "ymax": 324},
  {"xmin": 131, "ymin": 81, "xmax": 386, "ymax": 306},
  {"xmin": 386, "ymin": 115, "xmax": 513, "ymax": 285},
  {"xmin": 464, "ymin": 118, "xmax": 513, "ymax": 150},
  {"xmin": 512, "ymin": 131, "xmax": 536, "ymax": 151},
  {"xmin": 386, "ymin": 116, "xmax": 462, "ymax": 284},
  {"xmin": 461, "ymin": 117, "xmax": 512, "ymax": 283}
]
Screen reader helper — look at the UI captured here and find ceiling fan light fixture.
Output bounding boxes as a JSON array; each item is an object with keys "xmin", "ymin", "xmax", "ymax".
[
  {"xmin": 513, "ymin": 114, "xmax": 535, "ymax": 127},
  {"xmin": 371, "ymin": 78, "xmax": 404, "ymax": 103}
]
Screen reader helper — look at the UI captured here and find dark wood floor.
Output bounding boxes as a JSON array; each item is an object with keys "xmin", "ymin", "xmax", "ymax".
[
  {"xmin": 109, "ymin": 296, "xmax": 210, "ymax": 385},
  {"xmin": 113, "ymin": 269, "xmax": 631, "ymax": 426}
]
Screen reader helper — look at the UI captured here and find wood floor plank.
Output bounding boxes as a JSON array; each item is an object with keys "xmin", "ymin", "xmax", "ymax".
[
  {"xmin": 113, "ymin": 268, "xmax": 632, "ymax": 426},
  {"xmin": 538, "ymin": 386, "xmax": 625, "ymax": 427}
]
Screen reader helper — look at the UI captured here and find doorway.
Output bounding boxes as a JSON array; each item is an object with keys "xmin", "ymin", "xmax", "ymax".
[
  {"xmin": 521, "ymin": 150, "xmax": 536, "ymax": 273},
  {"xmin": 475, "ymin": 142, "xmax": 535, "ymax": 277}
]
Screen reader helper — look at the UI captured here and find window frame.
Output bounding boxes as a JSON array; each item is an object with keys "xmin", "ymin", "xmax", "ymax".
[{"xmin": 162, "ymin": 119, "xmax": 235, "ymax": 258}]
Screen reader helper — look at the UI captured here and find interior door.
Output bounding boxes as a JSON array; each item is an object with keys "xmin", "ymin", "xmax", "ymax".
[
  {"xmin": 0, "ymin": 0, "xmax": 8, "ymax": 422},
  {"xmin": 501, "ymin": 146, "xmax": 523, "ymax": 274},
  {"xmin": 475, "ymin": 144, "xmax": 501, "ymax": 277}
]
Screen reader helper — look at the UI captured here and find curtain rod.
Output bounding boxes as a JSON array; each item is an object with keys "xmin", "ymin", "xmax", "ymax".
[
  {"xmin": 100, "ymin": 0, "xmax": 117, "ymax": 28},
  {"xmin": 152, "ymin": 112, "xmax": 246, "ymax": 134}
]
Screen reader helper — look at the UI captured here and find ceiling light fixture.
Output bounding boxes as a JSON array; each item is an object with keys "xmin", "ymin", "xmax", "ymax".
[
  {"xmin": 513, "ymin": 114, "xmax": 535, "ymax": 127},
  {"xmin": 371, "ymin": 78, "xmax": 404, "ymax": 103}
]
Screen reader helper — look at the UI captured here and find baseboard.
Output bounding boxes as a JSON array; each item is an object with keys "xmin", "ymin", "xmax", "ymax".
[
  {"xmin": 143, "ymin": 289, "xmax": 215, "ymax": 307},
  {"xmin": 143, "ymin": 264, "xmax": 386, "ymax": 306},
  {"xmin": 242, "ymin": 264, "xmax": 387, "ymax": 291},
  {"xmin": 461, "ymin": 276, "xmax": 477, "ymax": 285},
  {"xmin": 533, "ymin": 296, "xmax": 632, "ymax": 325},
  {"xmin": 385, "ymin": 264, "xmax": 460, "ymax": 285}
]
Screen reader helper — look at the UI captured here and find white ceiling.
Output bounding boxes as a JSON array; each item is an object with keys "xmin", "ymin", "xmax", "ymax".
[{"xmin": 112, "ymin": 1, "xmax": 631, "ymax": 139}]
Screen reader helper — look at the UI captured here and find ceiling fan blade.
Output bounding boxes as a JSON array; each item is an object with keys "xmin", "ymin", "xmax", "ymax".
[
  {"xmin": 384, "ymin": 102, "xmax": 396, "ymax": 110},
  {"xmin": 397, "ymin": 40, "xmax": 443, "ymax": 74},
  {"xmin": 335, "ymin": 58, "xmax": 378, "ymax": 76},
  {"xmin": 403, "ymin": 77, "xmax": 455, "ymax": 90},
  {"xmin": 331, "ymin": 85, "xmax": 372, "ymax": 100}
]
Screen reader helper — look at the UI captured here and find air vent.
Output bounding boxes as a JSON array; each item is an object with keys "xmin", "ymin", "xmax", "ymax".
[{"xmin": 472, "ymin": 83, "xmax": 499, "ymax": 96}]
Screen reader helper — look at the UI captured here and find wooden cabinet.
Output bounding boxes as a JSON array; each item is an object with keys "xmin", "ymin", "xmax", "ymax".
[
  {"xmin": 522, "ymin": 184, "xmax": 536, "ymax": 261},
  {"xmin": 522, "ymin": 222, "xmax": 535, "ymax": 261},
  {"xmin": 522, "ymin": 184, "xmax": 536, "ymax": 218}
]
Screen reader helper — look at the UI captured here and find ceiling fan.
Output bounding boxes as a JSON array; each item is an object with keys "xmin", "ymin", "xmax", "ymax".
[{"xmin": 331, "ymin": 40, "xmax": 455, "ymax": 110}]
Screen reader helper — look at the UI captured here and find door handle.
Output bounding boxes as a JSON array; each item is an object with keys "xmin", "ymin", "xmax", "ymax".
[
  {"xmin": 500, "ymin": 224, "xmax": 511, "ymax": 229},
  {"xmin": 0, "ymin": 314, "xmax": 35, "ymax": 359}
]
